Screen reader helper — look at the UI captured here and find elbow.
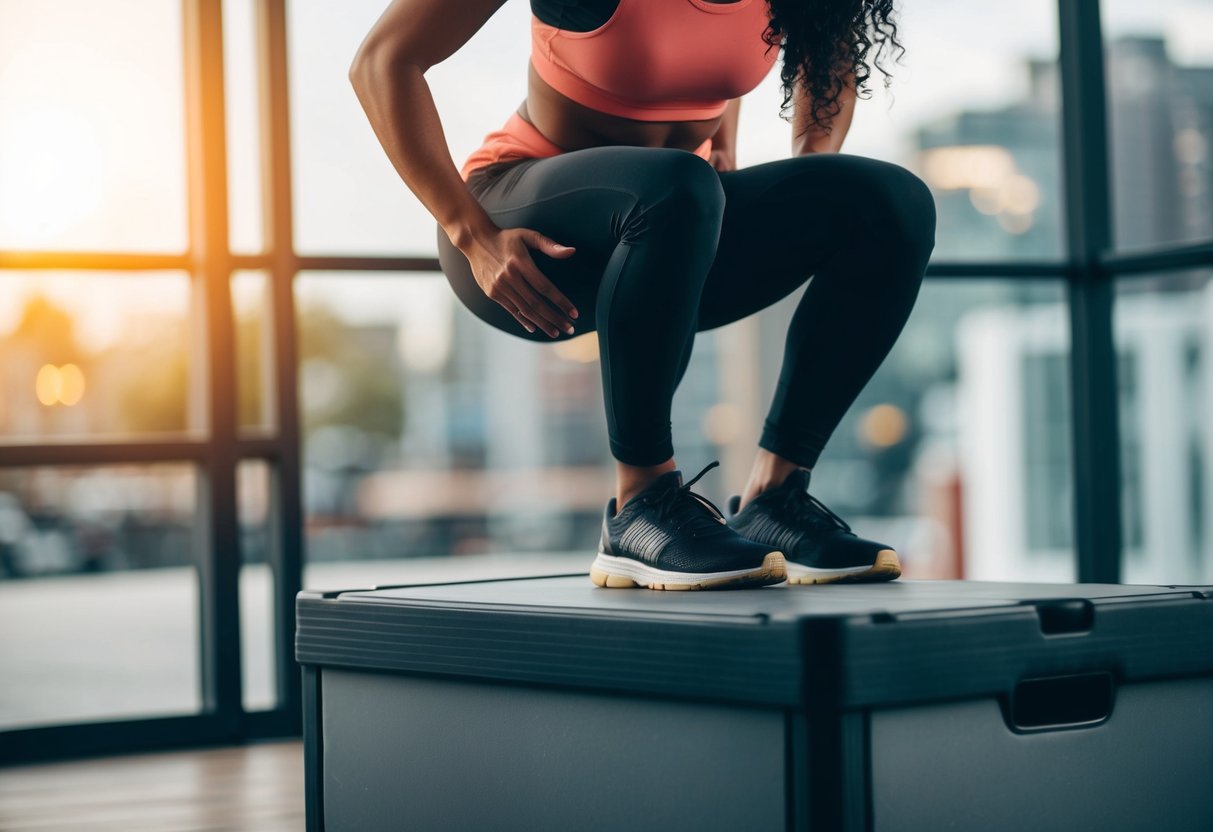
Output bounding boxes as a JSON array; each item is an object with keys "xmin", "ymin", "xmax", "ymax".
[
  {"xmin": 348, "ymin": 42, "xmax": 377, "ymax": 97},
  {"xmin": 349, "ymin": 33, "xmax": 425, "ymax": 98}
]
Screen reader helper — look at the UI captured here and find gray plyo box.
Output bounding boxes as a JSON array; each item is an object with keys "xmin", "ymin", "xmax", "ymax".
[{"xmin": 297, "ymin": 577, "xmax": 1213, "ymax": 832}]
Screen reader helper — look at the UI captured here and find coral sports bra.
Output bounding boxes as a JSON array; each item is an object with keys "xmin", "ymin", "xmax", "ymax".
[
  {"xmin": 459, "ymin": 0, "xmax": 778, "ymax": 182},
  {"xmin": 532, "ymin": 0, "xmax": 777, "ymax": 121}
]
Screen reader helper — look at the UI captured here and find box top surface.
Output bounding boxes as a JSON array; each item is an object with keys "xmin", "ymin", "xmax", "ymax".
[
  {"xmin": 298, "ymin": 576, "xmax": 1213, "ymax": 709},
  {"xmin": 329, "ymin": 575, "xmax": 1198, "ymax": 619}
]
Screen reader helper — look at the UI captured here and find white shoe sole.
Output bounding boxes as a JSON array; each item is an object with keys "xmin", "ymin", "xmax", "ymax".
[
  {"xmin": 785, "ymin": 549, "xmax": 902, "ymax": 585},
  {"xmin": 589, "ymin": 550, "xmax": 786, "ymax": 591}
]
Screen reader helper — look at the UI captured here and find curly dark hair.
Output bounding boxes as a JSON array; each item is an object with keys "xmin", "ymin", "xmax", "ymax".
[{"xmin": 762, "ymin": 0, "xmax": 906, "ymax": 139}]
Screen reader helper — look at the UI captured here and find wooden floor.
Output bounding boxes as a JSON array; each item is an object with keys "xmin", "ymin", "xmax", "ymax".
[{"xmin": 0, "ymin": 741, "xmax": 304, "ymax": 832}]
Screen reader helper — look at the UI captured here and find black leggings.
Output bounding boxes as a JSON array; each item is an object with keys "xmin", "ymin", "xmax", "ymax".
[{"xmin": 436, "ymin": 147, "xmax": 937, "ymax": 468}]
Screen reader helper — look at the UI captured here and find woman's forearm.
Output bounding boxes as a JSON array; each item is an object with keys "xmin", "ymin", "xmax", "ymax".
[
  {"xmin": 349, "ymin": 29, "xmax": 497, "ymax": 252},
  {"xmin": 792, "ymin": 67, "xmax": 856, "ymax": 155},
  {"xmin": 711, "ymin": 97, "xmax": 741, "ymax": 152}
]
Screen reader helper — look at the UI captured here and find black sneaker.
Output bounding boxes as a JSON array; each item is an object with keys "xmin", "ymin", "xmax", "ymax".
[
  {"xmin": 726, "ymin": 468, "xmax": 901, "ymax": 585},
  {"xmin": 591, "ymin": 461, "xmax": 787, "ymax": 591}
]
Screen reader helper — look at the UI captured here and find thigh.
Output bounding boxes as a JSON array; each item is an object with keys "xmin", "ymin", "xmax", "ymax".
[
  {"xmin": 437, "ymin": 146, "xmax": 709, "ymax": 339},
  {"xmin": 695, "ymin": 153, "xmax": 890, "ymax": 331}
]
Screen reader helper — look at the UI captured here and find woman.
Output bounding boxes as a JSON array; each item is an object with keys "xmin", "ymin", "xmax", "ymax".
[{"xmin": 350, "ymin": 0, "xmax": 936, "ymax": 590}]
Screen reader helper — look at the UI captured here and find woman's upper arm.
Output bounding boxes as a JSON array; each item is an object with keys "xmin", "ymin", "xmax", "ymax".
[{"xmin": 352, "ymin": 0, "xmax": 510, "ymax": 75}]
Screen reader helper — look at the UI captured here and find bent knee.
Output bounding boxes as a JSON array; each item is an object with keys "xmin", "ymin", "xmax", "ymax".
[
  {"xmin": 862, "ymin": 161, "xmax": 937, "ymax": 260},
  {"xmin": 619, "ymin": 150, "xmax": 725, "ymax": 241},
  {"xmin": 654, "ymin": 150, "xmax": 725, "ymax": 213}
]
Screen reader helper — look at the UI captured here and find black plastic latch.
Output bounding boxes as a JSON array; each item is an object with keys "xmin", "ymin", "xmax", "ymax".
[{"xmin": 1033, "ymin": 598, "xmax": 1095, "ymax": 634}]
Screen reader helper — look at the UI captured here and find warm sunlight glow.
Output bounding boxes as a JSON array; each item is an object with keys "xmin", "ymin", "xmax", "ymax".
[
  {"xmin": 553, "ymin": 333, "xmax": 599, "ymax": 363},
  {"xmin": 34, "ymin": 363, "xmax": 87, "ymax": 407},
  {"xmin": 702, "ymin": 402, "xmax": 743, "ymax": 445},
  {"xmin": 35, "ymin": 364, "xmax": 61, "ymax": 407},
  {"xmin": 1000, "ymin": 174, "xmax": 1042, "ymax": 215},
  {"xmin": 921, "ymin": 146, "xmax": 1016, "ymax": 191},
  {"xmin": 0, "ymin": 105, "xmax": 106, "ymax": 247},
  {"xmin": 925, "ymin": 145, "xmax": 1040, "ymax": 236},
  {"xmin": 58, "ymin": 363, "xmax": 86, "ymax": 406},
  {"xmin": 858, "ymin": 403, "xmax": 908, "ymax": 449}
]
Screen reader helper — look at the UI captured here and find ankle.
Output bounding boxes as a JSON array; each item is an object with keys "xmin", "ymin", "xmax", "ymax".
[{"xmin": 616, "ymin": 458, "xmax": 677, "ymax": 510}]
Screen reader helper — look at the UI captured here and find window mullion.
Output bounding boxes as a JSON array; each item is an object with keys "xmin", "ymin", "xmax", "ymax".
[
  {"xmin": 183, "ymin": 0, "xmax": 242, "ymax": 731},
  {"xmin": 257, "ymin": 0, "xmax": 305, "ymax": 724},
  {"xmin": 1057, "ymin": 0, "xmax": 1123, "ymax": 583}
]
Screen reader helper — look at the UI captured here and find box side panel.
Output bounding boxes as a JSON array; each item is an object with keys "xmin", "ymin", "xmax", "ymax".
[
  {"xmin": 322, "ymin": 670, "xmax": 787, "ymax": 832},
  {"xmin": 869, "ymin": 676, "xmax": 1213, "ymax": 832}
]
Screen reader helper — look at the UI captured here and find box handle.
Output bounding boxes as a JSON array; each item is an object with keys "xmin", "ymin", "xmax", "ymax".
[{"xmin": 1005, "ymin": 671, "xmax": 1115, "ymax": 733}]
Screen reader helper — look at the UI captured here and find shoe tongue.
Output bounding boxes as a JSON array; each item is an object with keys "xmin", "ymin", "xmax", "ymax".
[
  {"xmin": 648, "ymin": 469, "xmax": 729, "ymax": 529},
  {"xmin": 619, "ymin": 470, "xmax": 683, "ymax": 512},
  {"xmin": 649, "ymin": 470, "xmax": 683, "ymax": 492},
  {"xmin": 783, "ymin": 468, "xmax": 811, "ymax": 492}
]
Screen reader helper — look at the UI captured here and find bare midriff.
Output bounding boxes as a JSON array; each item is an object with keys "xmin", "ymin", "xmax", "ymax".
[{"xmin": 517, "ymin": 58, "xmax": 724, "ymax": 156}]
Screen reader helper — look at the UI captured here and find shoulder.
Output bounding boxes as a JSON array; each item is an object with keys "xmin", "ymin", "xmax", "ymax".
[{"xmin": 531, "ymin": 0, "xmax": 619, "ymax": 31}]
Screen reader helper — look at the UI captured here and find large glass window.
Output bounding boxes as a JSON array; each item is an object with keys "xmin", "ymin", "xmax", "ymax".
[
  {"xmin": 0, "ymin": 464, "xmax": 200, "ymax": 729},
  {"xmin": 239, "ymin": 458, "xmax": 276, "ymax": 712},
  {"xmin": 289, "ymin": 274, "xmax": 1074, "ymax": 585},
  {"xmin": 743, "ymin": 0, "xmax": 1064, "ymax": 260},
  {"xmin": 1102, "ymin": 1, "xmax": 1213, "ymax": 250},
  {"xmin": 0, "ymin": 273, "xmax": 197, "ymax": 442},
  {"xmin": 293, "ymin": 272, "xmax": 725, "ymax": 582},
  {"xmin": 744, "ymin": 280, "xmax": 1074, "ymax": 582},
  {"xmin": 0, "ymin": 0, "xmax": 188, "ymax": 252},
  {"xmin": 233, "ymin": 270, "xmax": 275, "ymax": 433},
  {"xmin": 1114, "ymin": 268, "xmax": 1212, "ymax": 585},
  {"xmin": 288, "ymin": 0, "xmax": 1063, "ymax": 260},
  {"xmin": 287, "ymin": 0, "xmax": 535, "ymax": 255},
  {"xmin": 224, "ymin": 0, "xmax": 266, "ymax": 255}
]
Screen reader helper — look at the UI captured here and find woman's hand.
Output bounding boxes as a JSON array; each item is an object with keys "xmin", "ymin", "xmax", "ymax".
[
  {"xmin": 709, "ymin": 147, "xmax": 736, "ymax": 172},
  {"xmin": 709, "ymin": 98, "xmax": 740, "ymax": 172},
  {"xmin": 463, "ymin": 226, "xmax": 580, "ymax": 337}
]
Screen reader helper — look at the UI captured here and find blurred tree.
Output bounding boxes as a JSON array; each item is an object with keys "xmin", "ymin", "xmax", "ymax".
[
  {"xmin": 114, "ymin": 327, "xmax": 189, "ymax": 433},
  {"xmin": 111, "ymin": 302, "xmax": 407, "ymax": 438},
  {"xmin": 237, "ymin": 311, "xmax": 265, "ymax": 428},
  {"xmin": 0, "ymin": 294, "xmax": 405, "ymax": 439},
  {"xmin": 10, "ymin": 295, "xmax": 85, "ymax": 363},
  {"xmin": 0, "ymin": 295, "xmax": 92, "ymax": 436},
  {"xmin": 297, "ymin": 302, "xmax": 405, "ymax": 440}
]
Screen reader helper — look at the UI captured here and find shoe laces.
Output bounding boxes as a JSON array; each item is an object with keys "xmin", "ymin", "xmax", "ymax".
[
  {"xmin": 777, "ymin": 481, "xmax": 852, "ymax": 534},
  {"xmin": 648, "ymin": 460, "xmax": 730, "ymax": 537}
]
